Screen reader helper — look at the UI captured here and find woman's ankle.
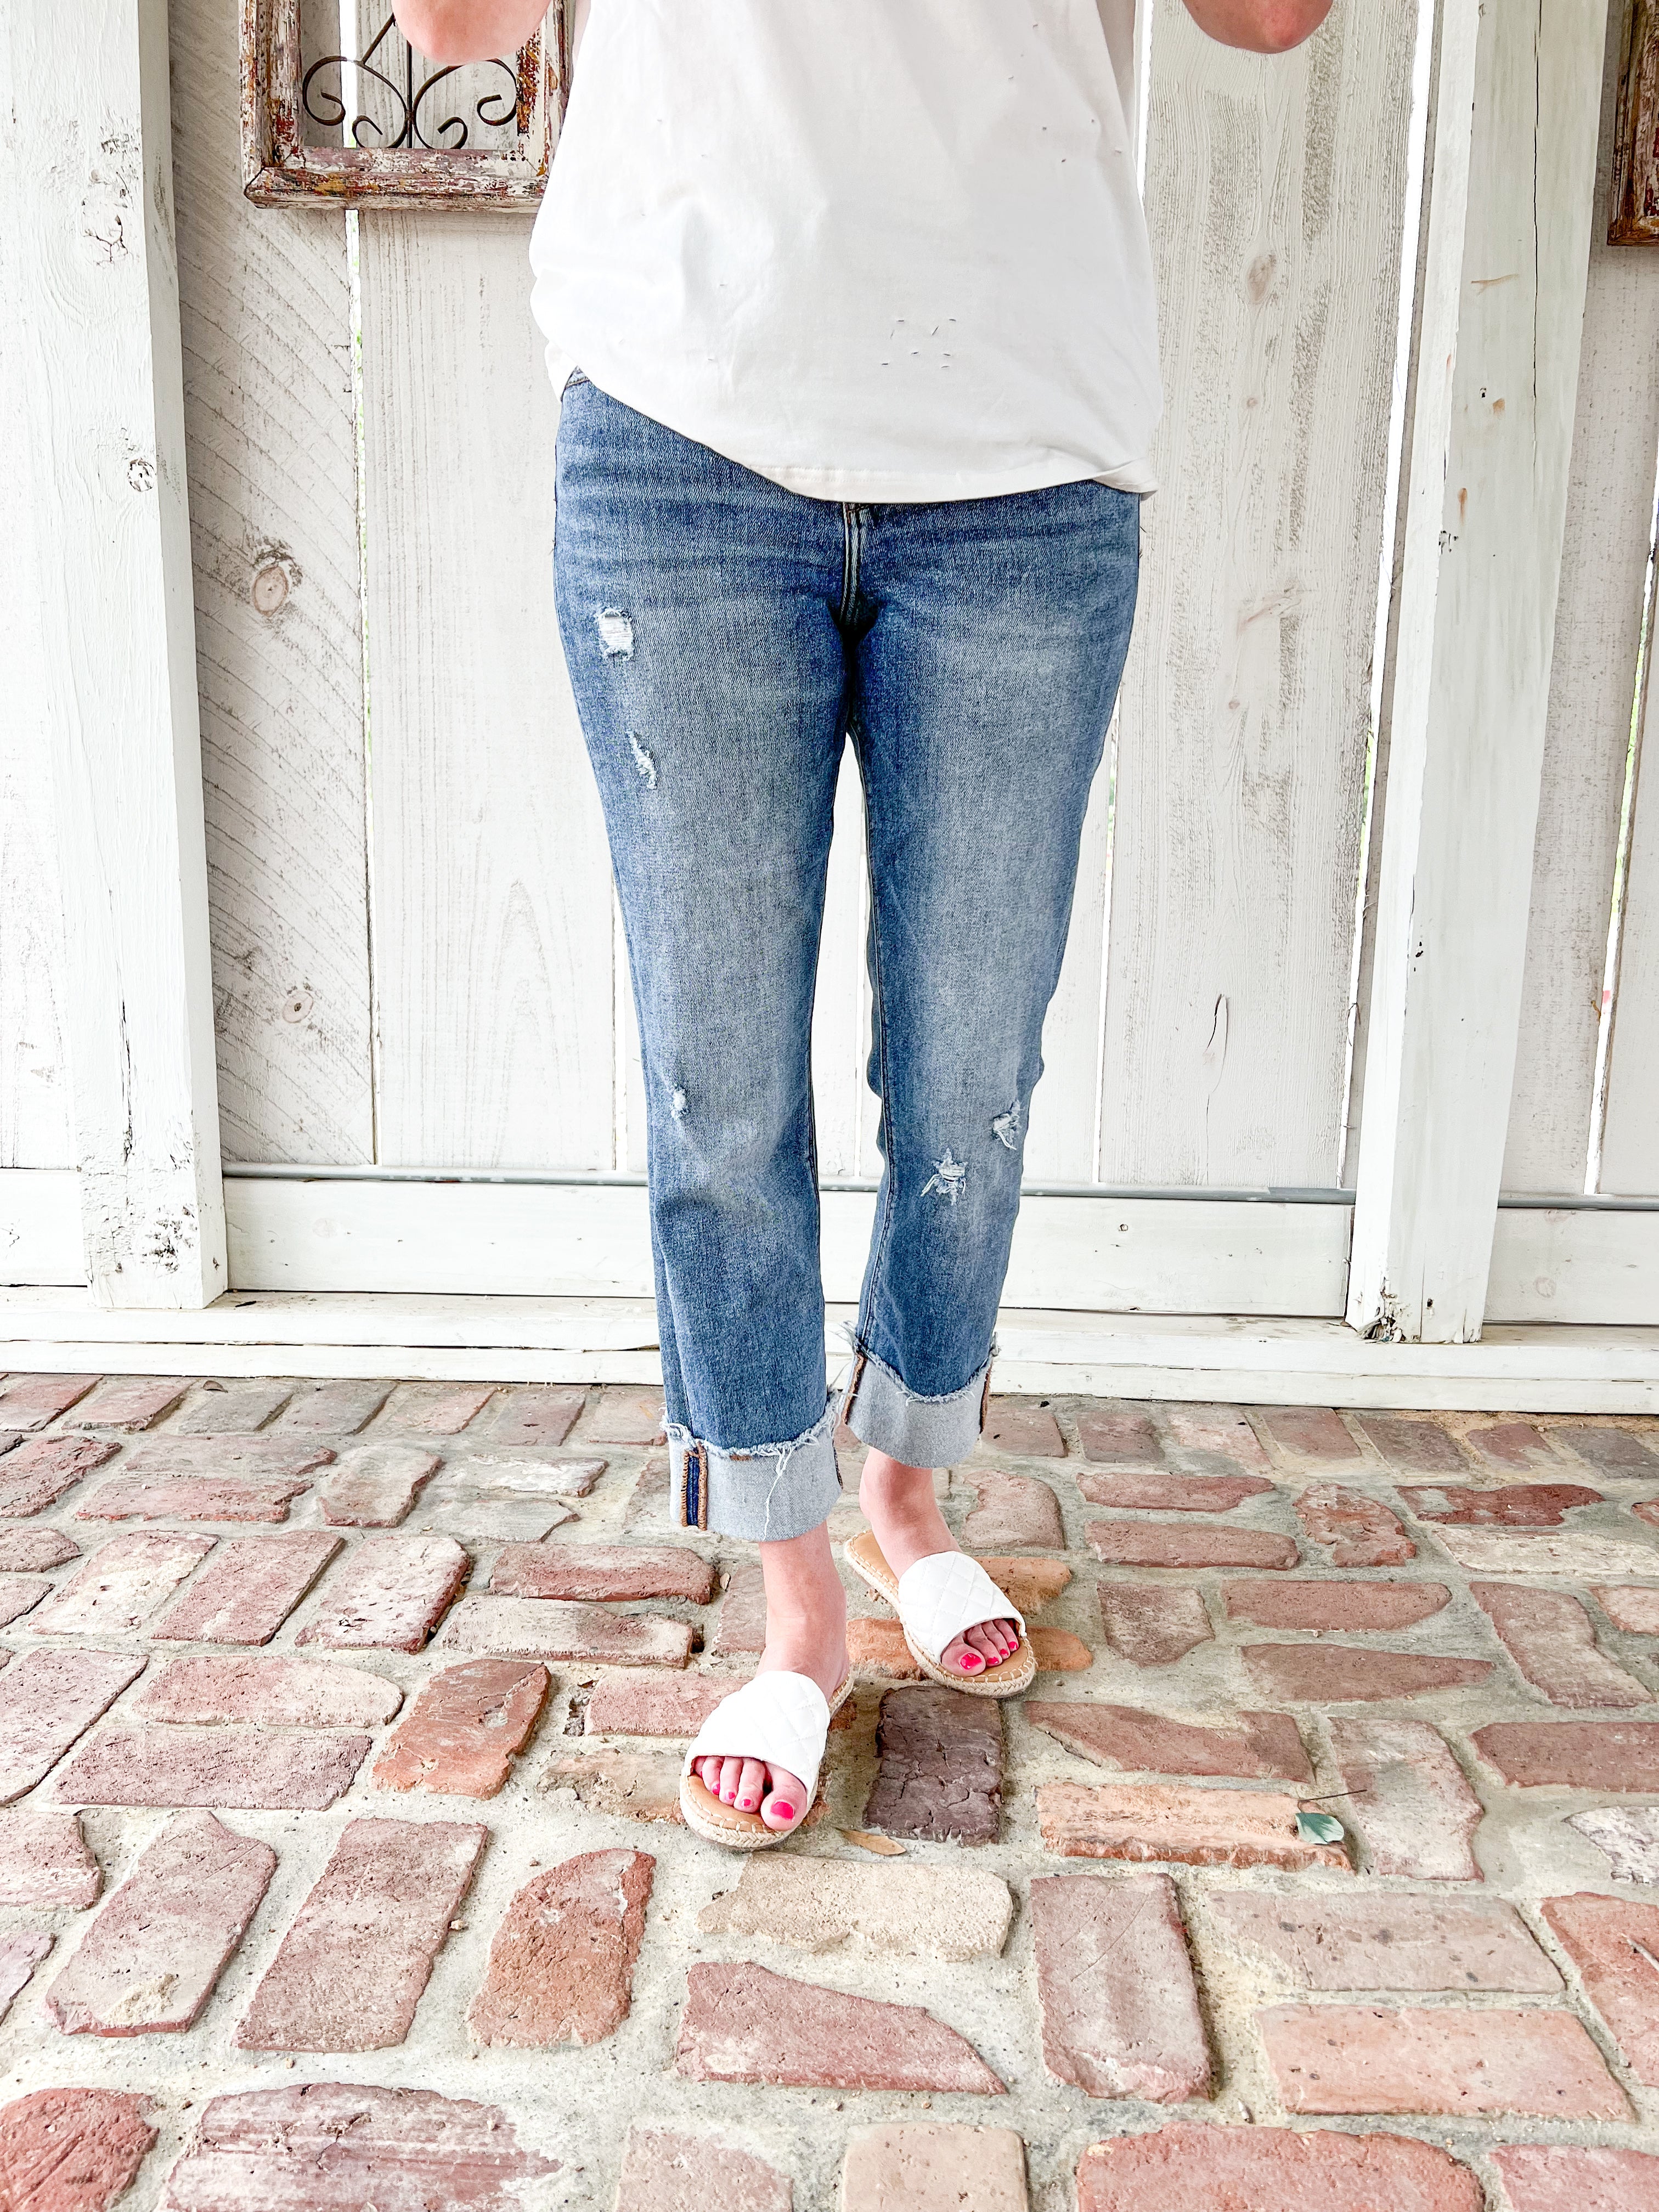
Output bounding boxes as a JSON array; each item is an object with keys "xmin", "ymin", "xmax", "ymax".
[
  {"xmin": 757, "ymin": 1522, "xmax": 848, "ymax": 1699},
  {"xmin": 858, "ymin": 1449, "xmax": 955, "ymax": 1573}
]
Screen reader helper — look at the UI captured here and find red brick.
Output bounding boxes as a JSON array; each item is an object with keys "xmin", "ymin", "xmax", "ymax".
[
  {"xmin": 980, "ymin": 1401, "xmax": 1064, "ymax": 1456},
  {"xmin": 585, "ymin": 1671, "xmax": 732, "ymax": 1737},
  {"xmin": 1255, "ymin": 1406, "xmax": 1362, "ymax": 1462},
  {"xmin": 1098, "ymin": 1583, "xmax": 1213, "ymax": 1666},
  {"xmin": 490, "ymin": 1541, "xmax": 715, "ymax": 1604},
  {"xmin": 277, "ymin": 1378, "xmax": 393, "ymax": 1433},
  {"xmin": 1471, "ymin": 1582, "xmax": 1649, "ymax": 1706},
  {"xmin": 1031, "ymin": 1872, "xmax": 1210, "ymax": 2101},
  {"xmin": 1166, "ymin": 1406, "xmax": 1271, "ymax": 1472},
  {"xmin": 1294, "ymin": 1484, "xmax": 1415, "ymax": 1565},
  {"xmin": 150, "ymin": 1530, "xmax": 341, "ymax": 1645},
  {"xmin": 697, "ymin": 1855, "xmax": 1012, "ymax": 1958},
  {"xmin": 0, "ymin": 1435, "xmax": 120, "ymax": 1516},
  {"xmin": 1088, "ymin": 1522, "xmax": 1296, "ymax": 1570},
  {"xmin": 467, "ymin": 1845, "xmax": 652, "ymax": 2046},
  {"xmin": 1259, "ymin": 2002, "xmax": 1628, "ymax": 2117},
  {"xmin": 1351, "ymin": 1413, "xmax": 1467, "ymax": 1472},
  {"xmin": 962, "ymin": 1469, "xmax": 1064, "ymax": 1548},
  {"xmin": 1209, "ymin": 1893, "xmax": 1561, "ymax": 1989},
  {"xmin": 1075, "ymin": 2125, "xmax": 1480, "ymax": 2212},
  {"xmin": 675, "ymin": 1960, "xmax": 1002, "ymax": 2092},
  {"xmin": 158, "ymin": 2084, "xmax": 557, "ymax": 2209},
  {"xmin": 849, "ymin": 1617, "xmax": 923, "ymax": 1678},
  {"xmin": 624, "ymin": 1454, "xmax": 669, "ymax": 1527},
  {"xmin": 478, "ymin": 1385, "xmax": 585, "ymax": 1447},
  {"xmin": 0, "ymin": 1811, "xmax": 101, "ymax": 1908},
  {"xmin": 1467, "ymin": 1420, "xmax": 1558, "ymax": 1470},
  {"xmin": 1438, "ymin": 1526, "xmax": 1659, "ymax": 1577},
  {"xmin": 1029, "ymin": 1701, "xmax": 1311, "ymax": 1781},
  {"xmin": 1472, "ymin": 1719, "xmax": 1659, "ymax": 1789},
  {"xmin": 121, "ymin": 1435, "xmax": 334, "ymax": 1480},
  {"xmin": 296, "ymin": 1532, "xmax": 469, "ymax": 1651},
  {"xmin": 1037, "ymin": 1782, "xmax": 1348, "ymax": 1870},
  {"xmin": 1077, "ymin": 1469, "xmax": 1272, "ymax": 1511},
  {"xmin": 315, "ymin": 1444, "xmax": 440, "ymax": 1526},
  {"xmin": 170, "ymin": 1381, "xmax": 294, "ymax": 1435},
  {"xmin": 1491, "ymin": 2146, "xmax": 1659, "ymax": 2212},
  {"xmin": 1638, "ymin": 1500, "xmax": 1659, "ymax": 1530},
  {"xmin": 35, "ymin": 1531, "xmax": 215, "ymax": 1635},
  {"xmin": 1556, "ymin": 1422, "xmax": 1659, "ymax": 1474},
  {"xmin": 0, "ymin": 2087, "xmax": 156, "ymax": 2211},
  {"xmin": 45, "ymin": 1810, "xmax": 274, "ymax": 2036},
  {"xmin": 1078, "ymin": 1407, "xmax": 1164, "ymax": 1464},
  {"xmin": 1242, "ymin": 1645, "xmax": 1492, "ymax": 1702},
  {"xmin": 866, "ymin": 1685, "xmax": 1001, "ymax": 1843},
  {"xmin": 0, "ymin": 1373, "xmax": 98, "ymax": 1429},
  {"xmin": 0, "ymin": 1931, "xmax": 51, "ymax": 2022},
  {"xmin": 1595, "ymin": 1583, "xmax": 1659, "ymax": 1633},
  {"xmin": 1328, "ymin": 1717, "xmax": 1483, "ymax": 1880},
  {"xmin": 0, "ymin": 1572, "xmax": 48, "ymax": 1626},
  {"xmin": 1401, "ymin": 1481, "xmax": 1603, "ymax": 1526},
  {"xmin": 75, "ymin": 1474, "xmax": 311, "ymax": 1523},
  {"xmin": 374, "ymin": 1381, "xmax": 498, "ymax": 1435},
  {"xmin": 70, "ymin": 1376, "xmax": 191, "ymax": 1431},
  {"xmin": 435, "ymin": 1595, "xmax": 692, "ymax": 1667},
  {"xmin": 615, "ymin": 2128, "xmax": 792, "ymax": 2212},
  {"xmin": 1221, "ymin": 1578, "xmax": 1448, "ymax": 1630},
  {"xmin": 238, "ymin": 1816, "xmax": 486, "ymax": 2051},
  {"xmin": 0, "ymin": 1649, "xmax": 147, "ymax": 1803},
  {"xmin": 578, "ymin": 1389, "xmax": 663, "ymax": 1444},
  {"xmin": 1541, "ymin": 1893, "xmax": 1659, "ymax": 2085},
  {"xmin": 974, "ymin": 1555, "xmax": 1072, "ymax": 1612},
  {"xmin": 373, "ymin": 1658, "xmax": 549, "ymax": 1796},
  {"xmin": 0, "ymin": 1526, "xmax": 80, "ymax": 1571},
  {"xmin": 1570, "ymin": 1804, "xmax": 1659, "ymax": 1880},
  {"xmin": 712, "ymin": 1562, "xmax": 768, "ymax": 1655},
  {"xmin": 1032, "ymin": 1627, "xmax": 1092, "ymax": 1669},
  {"xmin": 51, "ymin": 1725, "xmax": 370, "ymax": 1810},
  {"xmin": 133, "ymin": 1654, "xmax": 402, "ymax": 1728},
  {"xmin": 417, "ymin": 1462, "xmax": 595, "ymax": 1544}
]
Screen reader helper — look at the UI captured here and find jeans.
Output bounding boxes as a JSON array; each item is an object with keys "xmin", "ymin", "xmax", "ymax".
[{"xmin": 554, "ymin": 377, "xmax": 1139, "ymax": 1543}]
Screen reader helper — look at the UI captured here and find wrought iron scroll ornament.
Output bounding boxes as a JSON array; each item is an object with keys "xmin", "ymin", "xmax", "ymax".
[
  {"xmin": 241, "ymin": 0, "xmax": 568, "ymax": 207},
  {"xmin": 1610, "ymin": 0, "xmax": 1659, "ymax": 245}
]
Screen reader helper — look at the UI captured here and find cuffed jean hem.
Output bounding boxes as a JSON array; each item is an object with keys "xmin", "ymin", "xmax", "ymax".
[
  {"xmin": 665, "ymin": 1401, "xmax": 843, "ymax": 1544},
  {"xmin": 838, "ymin": 1342, "xmax": 990, "ymax": 1469}
]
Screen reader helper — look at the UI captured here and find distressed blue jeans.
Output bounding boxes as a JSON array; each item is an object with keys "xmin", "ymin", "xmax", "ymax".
[{"xmin": 554, "ymin": 377, "xmax": 1139, "ymax": 1542}]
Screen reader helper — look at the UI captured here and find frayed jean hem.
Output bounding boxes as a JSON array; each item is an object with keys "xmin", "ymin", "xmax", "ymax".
[
  {"xmin": 664, "ymin": 1401, "xmax": 842, "ymax": 1543},
  {"xmin": 838, "ymin": 1341, "xmax": 990, "ymax": 1470}
]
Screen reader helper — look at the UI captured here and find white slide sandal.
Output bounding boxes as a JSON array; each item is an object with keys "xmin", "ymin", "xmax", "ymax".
[
  {"xmin": 844, "ymin": 1531, "xmax": 1035, "ymax": 1696},
  {"xmin": 680, "ymin": 1669, "xmax": 853, "ymax": 1850}
]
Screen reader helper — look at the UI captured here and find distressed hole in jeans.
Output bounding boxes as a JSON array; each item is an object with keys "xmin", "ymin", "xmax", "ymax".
[
  {"xmin": 596, "ymin": 607, "xmax": 635, "ymax": 658},
  {"xmin": 991, "ymin": 1099, "xmax": 1023, "ymax": 1150},
  {"xmin": 670, "ymin": 1085, "xmax": 687, "ymax": 1119},
  {"xmin": 922, "ymin": 1150, "xmax": 967, "ymax": 1205},
  {"xmin": 628, "ymin": 731, "xmax": 658, "ymax": 788}
]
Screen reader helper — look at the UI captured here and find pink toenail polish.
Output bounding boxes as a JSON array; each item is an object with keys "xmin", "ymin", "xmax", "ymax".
[
  {"xmin": 962, "ymin": 1652, "xmax": 984, "ymax": 1670},
  {"xmin": 773, "ymin": 1803, "xmax": 795, "ymax": 1820},
  {"xmin": 738, "ymin": 1797, "xmax": 754, "ymax": 1810}
]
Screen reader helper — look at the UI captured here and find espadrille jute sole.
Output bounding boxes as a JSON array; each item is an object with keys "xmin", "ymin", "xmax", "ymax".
[{"xmin": 843, "ymin": 1529, "xmax": 1036, "ymax": 1698}]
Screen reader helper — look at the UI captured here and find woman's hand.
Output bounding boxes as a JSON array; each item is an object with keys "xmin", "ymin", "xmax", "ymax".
[
  {"xmin": 390, "ymin": 0, "xmax": 550, "ymax": 67},
  {"xmin": 1180, "ymin": 0, "xmax": 1335, "ymax": 53}
]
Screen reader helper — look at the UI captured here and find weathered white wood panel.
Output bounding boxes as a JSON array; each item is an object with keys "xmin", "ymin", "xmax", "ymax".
[
  {"xmin": 0, "ymin": 595, "xmax": 72, "ymax": 1170},
  {"xmin": 1023, "ymin": 738, "xmax": 1116, "ymax": 1182},
  {"xmin": 358, "ymin": 212, "xmax": 615, "ymax": 1169},
  {"xmin": 1600, "ymin": 611, "xmax": 1659, "ymax": 1194},
  {"xmin": 222, "ymin": 1176, "xmax": 1350, "ymax": 1313},
  {"xmin": 1097, "ymin": 0, "xmax": 1417, "ymax": 1187},
  {"xmin": 4, "ymin": 0, "xmax": 227, "ymax": 1307},
  {"xmin": 1488, "ymin": 1204, "xmax": 1659, "ymax": 1323},
  {"xmin": 1349, "ymin": 0, "xmax": 1605, "ymax": 1341},
  {"xmin": 172, "ymin": 0, "xmax": 375, "ymax": 1167},
  {"xmin": 1503, "ymin": 0, "xmax": 1659, "ymax": 1194},
  {"xmin": 811, "ymin": 754, "xmax": 874, "ymax": 1182},
  {"xmin": 0, "ymin": 1173, "xmax": 84, "ymax": 1288}
]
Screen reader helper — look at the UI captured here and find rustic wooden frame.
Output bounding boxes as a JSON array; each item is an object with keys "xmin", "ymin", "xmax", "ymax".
[
  {"xmin": 240, "ymin": 0, "xmax": 567, "ymax": 208},
  {"xmin": 1611, "ymin": 0, "xmax": 1659, "ymax": 242}
]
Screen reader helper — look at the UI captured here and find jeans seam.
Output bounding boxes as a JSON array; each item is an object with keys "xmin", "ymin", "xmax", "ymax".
[{"xmin": 859, "ymin": 760, "xmax": 899, "ymax": 1355}]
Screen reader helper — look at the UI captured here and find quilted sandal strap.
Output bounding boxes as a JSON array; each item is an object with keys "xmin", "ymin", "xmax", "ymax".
[
  {"xmin": 682, "ymin": 1671, "xmax": 832, "ymax": 1801},
  {"xmin": 895, "ymin": 1551, "xmax": 1026, "ymax": 1666}
]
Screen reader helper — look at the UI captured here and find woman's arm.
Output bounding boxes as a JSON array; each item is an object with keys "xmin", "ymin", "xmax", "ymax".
[
  {"xmin": 1180, "ymin": 0, "xmax": 1333, "ymax": 53},
  {"xmin": 391, "ymin": 0, "xmax": 548, "ymax": 66}
]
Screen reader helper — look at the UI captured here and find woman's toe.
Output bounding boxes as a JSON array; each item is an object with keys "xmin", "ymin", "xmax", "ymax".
[
  {"xmin": 943, "ymin": 1631, "xmax": 988, "ymax": 1675},
  {"xmin": 718, "ymin": 1755, "xmax": 744, "ymax": 1804},
  {"xmin": 735, "ymin": 1757, "xmax": 767, "ymax": 1813},
  {"xmin": 760, "ymin": 1764, "xmax": 808, "ymax": 1831},
  {"xmin": 698, "ymin": 1755, "xmax": 722, "ymax": 1794}
]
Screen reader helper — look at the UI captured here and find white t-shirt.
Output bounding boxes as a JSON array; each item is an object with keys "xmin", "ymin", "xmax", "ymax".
[{"xmin": 528, "ymin": 1, "xmax": 1161, "ymax": 503}]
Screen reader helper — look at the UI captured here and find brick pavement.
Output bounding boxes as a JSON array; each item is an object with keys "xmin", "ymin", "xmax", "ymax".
[{"xmin": 0, "ymin": 1379, "xmax": 1657, "ymax": 2207}]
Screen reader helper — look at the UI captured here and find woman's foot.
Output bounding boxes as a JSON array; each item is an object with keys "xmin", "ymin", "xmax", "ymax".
[
  {"xmin": 859, "ymin": 1449, "xmax": 1021, "ymax": 1678},
  {"xmin": 694, "ymin": 1520, "xmax": 847, "ymax": 1836}
]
